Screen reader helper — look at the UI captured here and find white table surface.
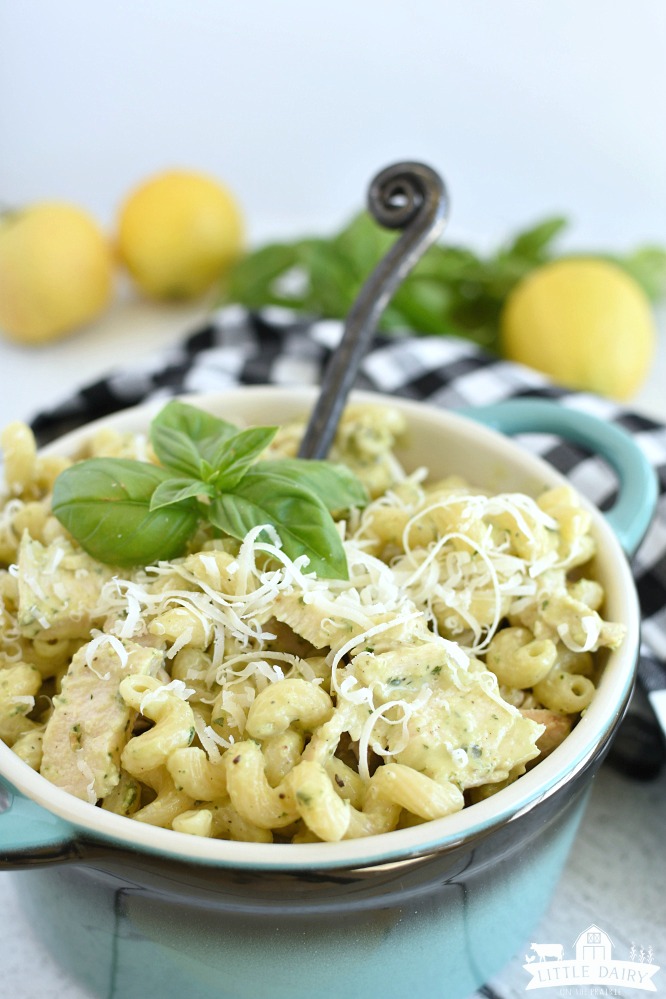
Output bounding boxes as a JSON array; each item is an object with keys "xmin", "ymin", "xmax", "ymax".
[{"xmin": 1, "ymin": 298, "xmax": 665, "ymax": 999}]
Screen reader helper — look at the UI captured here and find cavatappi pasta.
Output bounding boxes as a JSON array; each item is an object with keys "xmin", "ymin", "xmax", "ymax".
[{"xmin": 0, "ymin": 405, "xmax": 625, "ymax": 842}]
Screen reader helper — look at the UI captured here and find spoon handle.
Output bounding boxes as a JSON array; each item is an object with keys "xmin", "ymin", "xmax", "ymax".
[{"xmin": 297, "ymin": 161, "xmax": 449, "ymax": 460}]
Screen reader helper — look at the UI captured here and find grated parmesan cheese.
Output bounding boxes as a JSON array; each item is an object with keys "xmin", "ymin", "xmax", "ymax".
[
  {"xmin": 75, "ymin": 751, "xmax": 97, "ymax": 805},
  {"xmin": 557, "ymin": 615, "xmax": 602, "ymax": 653},
  {"xmin": 85, "ymin": 633, "xmax": 129, "ymax": 679},
  {"xmin": 0, "ymin": 408, "xmax": 626, "ymax": 842},
  {"xmin": 139, "ymin": 678, "xmax": 196, "ymax": 714}
]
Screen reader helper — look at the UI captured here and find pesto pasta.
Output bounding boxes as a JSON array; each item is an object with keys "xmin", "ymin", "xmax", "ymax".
[{"xmin": 0, "ymin": 403, "xmax": 625, "ymax": 843}]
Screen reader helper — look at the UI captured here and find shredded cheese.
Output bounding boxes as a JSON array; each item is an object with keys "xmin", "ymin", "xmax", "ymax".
[
  {"xmin": 139, "ymin": 678, "xmax": 196, "ymax": 714},
  {"xmin": 84, "ymin": 633, "xmax": 128, "ymax": 679},
  {"xmin": 75, "ymin": 751, "xmax": 97, "ymax": 805},
  {"xmin": 557, "ymin": 615, "xmax": 602, "ymax": 653}
]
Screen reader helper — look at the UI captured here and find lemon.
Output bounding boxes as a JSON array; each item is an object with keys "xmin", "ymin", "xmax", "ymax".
[
  {"xmin": 500, "ymin": 257, "xmax": 656, "ymax": 399},
  {"xmin": 116, "ymin": 169, "xmax": 244, "ymax": 300},
  {"xmin": 0, "ymin": 202, "xmax": 113, "ymax": 345}
]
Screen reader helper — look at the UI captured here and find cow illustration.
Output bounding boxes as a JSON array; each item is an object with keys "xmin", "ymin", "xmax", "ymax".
[{"xmin": 530, "ymin": 943, "xmax": 564, "ymax": 962}]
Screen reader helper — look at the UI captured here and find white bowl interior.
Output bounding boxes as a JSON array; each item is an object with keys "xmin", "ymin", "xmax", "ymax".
[{"xmin": 0, "ymin": 387, "xmax": 640, "ymax": 869}]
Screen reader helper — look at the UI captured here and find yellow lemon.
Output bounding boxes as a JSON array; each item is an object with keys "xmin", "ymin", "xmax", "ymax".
[
  {"xmin": 116, "ymin": 169, "xmax": 244, "ymax": 300},
  {"xmin": 500, "ymin": 257, "xmax": 656, "ymax": 400},
  {"xmin": 0, "ymin": 202, "xmax": 113, "ymax": 345}
]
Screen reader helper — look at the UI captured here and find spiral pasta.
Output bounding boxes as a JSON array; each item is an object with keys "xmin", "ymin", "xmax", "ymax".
[{"xmin": 0, "ymin": 405, "xmax": 625, "ymax": 843}]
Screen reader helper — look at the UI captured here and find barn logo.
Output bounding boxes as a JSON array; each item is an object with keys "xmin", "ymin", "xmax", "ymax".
[{"xmin": 523, "ymin": 924, "xmax": 660, "ymax": 992}]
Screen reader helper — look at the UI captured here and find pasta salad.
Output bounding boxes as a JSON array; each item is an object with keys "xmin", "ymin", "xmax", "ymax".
[{"xmin": 0, "ymin": 402, "xmax": 624, "ymax": 843}]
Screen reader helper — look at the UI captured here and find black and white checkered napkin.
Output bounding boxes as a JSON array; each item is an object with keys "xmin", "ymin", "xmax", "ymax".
[{"xmin": 31, "ymin": 306, "xmax": 666, "ymax": 776}]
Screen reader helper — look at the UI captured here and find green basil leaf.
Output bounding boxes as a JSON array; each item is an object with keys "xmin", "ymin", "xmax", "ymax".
[
  {"xmin": 222, "ymin": 242, "xmax": 302, "ymax": 308},
  {"xmin": 389, "ymin": 278, "xmax": 454, "ymax": 335},
  {"xmin": 150, "ymin": 477, "xmax": 214, "ymax": 510},
  {"xmin": 151, "ymin": 398, "xmax": 280, "ymax": 476},
  {"xmin": 255, "ymin": 459, "xmax": 368, "ymax": 512},
  {"xmin": 52, "ymin": 458, "xmax": 199, "ymax": 566},
  {"xmin": 332, "ymin": 211, "xmax": 396, "ymax": 280},
  {"xmin": 504, "ymin": 216, "xmax": 568, "ymax": 262},
  {"xmin": 150, "ymin": 423, "xmax": 208, "ymax": 478},
  {"xmin": 152, "ymin": 399, "xmax": 238, "ymax": 440},
  {"xmin": 410, "ymin": 245, "xmax": 486, "ymax": 282},
  {"xmin": 612, "ymin": 245, "xmax": 666, "ymax": 301},
  {"xmin": 296, "ymin": 238, "xmax": 359, "ymax": 318},
  {"xmin": 151, "ymin": 400, "xmax": 239, "ymax": 464},
  {"xmin": 209, "ymin": 426, "xmax": 278, "ymax": 489},
  {"xmin": 209, "ymin": 470, "xmax": 349, "ymax": 579}
]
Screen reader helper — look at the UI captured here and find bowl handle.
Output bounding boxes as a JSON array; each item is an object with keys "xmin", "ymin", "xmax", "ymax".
[
  {"xmin": 0, "ymin": 776, "xmax": 77, "ymax": 867},
  {"xmin": 463, "ymin": 399, "xmax": 658, "ymax": 558}
]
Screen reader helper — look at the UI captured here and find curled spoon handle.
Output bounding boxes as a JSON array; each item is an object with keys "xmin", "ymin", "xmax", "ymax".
[{"xmin": 298, "ymin": 161, "xmax": 449, "ymax": 460}]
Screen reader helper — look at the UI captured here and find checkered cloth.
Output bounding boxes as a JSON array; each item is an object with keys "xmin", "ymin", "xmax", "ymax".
[{"xmin": 31, "ymin": 306, "xmax": 666, "ymax": 774}]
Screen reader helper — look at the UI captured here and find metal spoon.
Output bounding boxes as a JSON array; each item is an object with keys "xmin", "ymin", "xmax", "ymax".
[{"xmin": 297, "ymin": 160, "xmax": 449, "ymax": 460}]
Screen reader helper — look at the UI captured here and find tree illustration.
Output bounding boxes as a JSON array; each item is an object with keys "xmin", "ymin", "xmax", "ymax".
[
  {"xmin": 629, "ymin": 944, "xmax": 637, "ymax": 961},
  {"xmin": 646, "ymin": 946, "xmax": 654, "ymax": 965},
  {"xmin": 639, "ymin": 947, "xmax": 645, "ymax": 963}
]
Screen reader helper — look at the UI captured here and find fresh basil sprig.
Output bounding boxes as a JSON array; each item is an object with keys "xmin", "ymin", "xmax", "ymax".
[
  {"xmin": 219, "ymin": 211, "xmax": 666, "ymax": 353},
  {"xmin": 51, "ymin": 458, "xmax": 200, "ymax": 566},
  {"xmin": 51, "ymin": 400, "xmax": 368, "ymax": 578}
]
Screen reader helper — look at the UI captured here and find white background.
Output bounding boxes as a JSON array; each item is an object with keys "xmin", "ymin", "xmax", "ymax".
[
  {"xmin": 1, "ymin": 1, "xmax": 666, "ymax": 428},
  {"xmin": 1, "ymin": 1, "xmax": 665, "ymax": 428},
  {"xmin": 2, "ymin": 1, "xmax": 665, "ymax": 248},
  {"xmin": 0, "ymin": 3, "xmax": 665, "ymax": 997}
]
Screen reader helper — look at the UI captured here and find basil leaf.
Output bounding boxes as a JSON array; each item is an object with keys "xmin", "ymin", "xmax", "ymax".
[
  {"xmin": 151, "ymin": 400, "xmax": 242, "ymax": 467},
  {"xmin": 504, "ymin": 216, "xmax": 568, "ymax": 262},
  {"xmin": 297, "ymin": 238, "xmax": 359, "ymax": 318},
  {"xmin": 255, "ymin": 459, "xmax": 368, "ymax": 512},
  {"xmin": 222, "ymin": 243, "xmax": 302, "ymax": 308},
  {"xmin": 209, "ymin": 470, "xmax": 349, "ymax": 579},
  {"xmin": 209, "ymin": 426, "xmax": 278, "ymax": 489},
  {"xmin": 150, "ymin": 477, "xmax": 214, "ymax": 511},
  {"xmin": 389, "ymin": 278, "xmax": 455, "ymax": 336},
  {"xmin": 410, "ymin": 245, "xmax": 486, "ymax": 282},
  {"xmin": 613, "ymin": 245, "xmax": 666, "ymax": 301},
  {"xmin": 332, "ymin": 211, "xmax": 396, "ymax": 281},
  {"xmin": 152, "ymin": 399, "xmax": 238, "ymax": 443},
  {"xmin": 150, "ymin": 423, "xmax": 209, "ymax": 478},
  {"xmin": 52, "ymin": 458, "xmax": 198, "ymax": 566}
]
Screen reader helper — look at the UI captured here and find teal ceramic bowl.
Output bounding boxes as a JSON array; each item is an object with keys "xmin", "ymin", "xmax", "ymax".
[{"xmin": 0, "ymin": 388, "xmax": 657, "ymax": 999}]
